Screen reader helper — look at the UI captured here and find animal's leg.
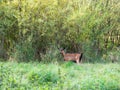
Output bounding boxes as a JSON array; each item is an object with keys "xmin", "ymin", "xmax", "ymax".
[{"xmin": 76, "ymin": 59, "xmax": 79, "ymax": 64}]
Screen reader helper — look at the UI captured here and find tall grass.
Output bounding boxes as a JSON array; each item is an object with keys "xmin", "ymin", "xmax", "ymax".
[{"xmin": 0, "ymin": 61, "xmax": 120, "ymax": 90}]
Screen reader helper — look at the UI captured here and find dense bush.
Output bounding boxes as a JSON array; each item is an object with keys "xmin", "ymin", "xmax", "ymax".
[
  {"xmin": 40, "ymin": 45, "xmax": 63, "ymax": 63},
  {"xmin": 0, "ymin": 0, "xmax": 120, "ymax": 62},
  {"xmin": 9, "ymin": 40, "xmax": 35, "ymax": 62},
  {"xmin": 102, "ymin": 47, "xmax": 120, "ymax": 63}
]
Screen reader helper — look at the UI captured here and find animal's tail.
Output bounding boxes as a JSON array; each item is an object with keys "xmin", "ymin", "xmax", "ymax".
[{"xmin": 79, "ymin": 53, "xmax": 83, "ymax": 62}]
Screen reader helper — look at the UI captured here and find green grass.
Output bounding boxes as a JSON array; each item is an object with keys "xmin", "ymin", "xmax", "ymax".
[{"xmin": 0, "ymin": 61, "xmax": 120, "ymax": 90}]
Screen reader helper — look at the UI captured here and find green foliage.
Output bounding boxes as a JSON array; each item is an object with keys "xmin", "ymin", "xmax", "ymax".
[
  {"xmin": 0, "ymin": 62, "xmax": 120, "ymax": 90},
  {"xmin": 28, "ymin": 70, "xmax": 59, "ymax": 85},
  {"xmin": 40, "ymin": 46, "xmax": 62, "ymax": 63},
  {"xmin": 10, "ymin": 39, "xmax": 35, "ymax": 62},
  {"xmin": 0, "ymin": 65, "xmax": 18, "ymax": 89},
  {"xmin": 62, "ymin": 61, "xmax": 75, "ymax": 68},
  {"xmin": 102, "ymin": 47, "xmax": 120, "ymax": 63},
  {"xmin": 0, "ymin": 0, "xmax": 120, "ymax": 62}
]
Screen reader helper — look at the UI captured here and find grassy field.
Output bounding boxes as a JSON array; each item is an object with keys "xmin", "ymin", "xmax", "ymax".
[{"xmin": 0, "ymin": 61, "xmax": 120, "ymax": 90}]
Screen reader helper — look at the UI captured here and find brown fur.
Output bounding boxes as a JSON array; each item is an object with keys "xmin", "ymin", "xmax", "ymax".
[{"xmin": 60, "ymin": 50, "xmax": 82, "ymax": 64}]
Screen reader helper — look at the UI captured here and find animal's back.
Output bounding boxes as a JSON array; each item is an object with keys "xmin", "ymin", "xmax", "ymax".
[{"xmin": 64, "ymin": 54, "xmax": 80, "ymax": 61}]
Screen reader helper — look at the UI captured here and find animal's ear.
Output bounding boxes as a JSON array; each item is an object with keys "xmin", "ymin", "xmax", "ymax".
[{"xmin": 60, "ymin": 48, "xmax": 63, "ymax": 51}]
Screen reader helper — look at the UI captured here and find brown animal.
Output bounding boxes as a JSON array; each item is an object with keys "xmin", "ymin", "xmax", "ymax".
[{"xmin": 60, "ymin": 49, "xmax": 83, "ymax": 64}]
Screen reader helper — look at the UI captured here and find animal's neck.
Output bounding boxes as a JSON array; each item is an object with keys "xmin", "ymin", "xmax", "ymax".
[{"xmin": 62, "ymin": 51, "xmax": 65, "ymax": 56}]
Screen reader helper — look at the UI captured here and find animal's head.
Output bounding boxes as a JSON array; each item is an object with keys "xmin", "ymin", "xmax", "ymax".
[
  {"xmin": 57, "ymin": 47, "xmax": 65, "ymax": 55},
  {"xmin": 59, "ymin": 48, "xmax": 66, "ymax": 55},
  {"xmin": 59, "ymin": 48, "xmax": 64, "ymax": 53}
]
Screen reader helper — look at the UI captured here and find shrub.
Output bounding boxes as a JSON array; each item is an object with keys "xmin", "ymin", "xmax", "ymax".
[
  {"xmin": 9, "ymin": 39, "xmax": 35, "ymax": 62},
  {"xmin": 40, "ymin": 46, "xmax": 62, "ymax": 63},
  {"xmin": 102, "ymin": 47, "xmax": 120, "ymax": 63},
  {"xmin": 28, "ymin": 70, "xmax": 59, "ymax": 85}
]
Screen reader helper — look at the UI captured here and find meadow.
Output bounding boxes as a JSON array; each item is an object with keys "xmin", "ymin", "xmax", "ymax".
[{"xmin": 0, "ymin": 61, "xmax": 120, "ymax": 90}]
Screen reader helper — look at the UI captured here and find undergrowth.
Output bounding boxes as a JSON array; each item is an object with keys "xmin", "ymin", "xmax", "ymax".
[{"xmin": 0, "ymin": 62, "xmax": 120, "ymax": 90}]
